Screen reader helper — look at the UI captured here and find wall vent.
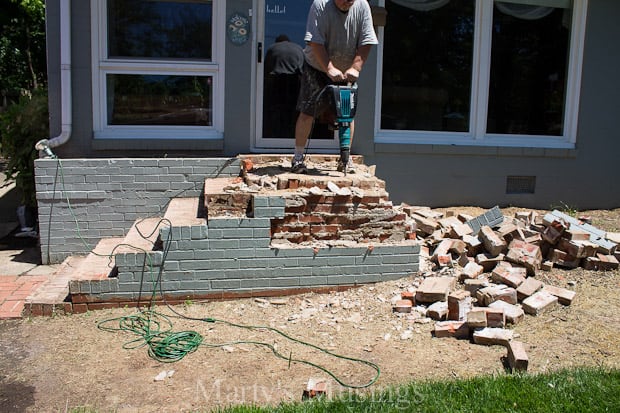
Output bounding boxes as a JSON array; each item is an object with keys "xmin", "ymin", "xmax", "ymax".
[{"xmin": 506, "ymin": 176, "xmax": 536, "ymax": 194}]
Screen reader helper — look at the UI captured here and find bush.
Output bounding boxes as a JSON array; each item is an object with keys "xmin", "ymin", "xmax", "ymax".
[{"xmin": 0, "ymin": 89, "xmax": 49, "ymax": 207}]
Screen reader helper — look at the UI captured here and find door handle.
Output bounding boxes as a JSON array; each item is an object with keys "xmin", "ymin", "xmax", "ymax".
[{"xmin": 258, "ymin": 42, "xmax": 263, "ymax": 63}]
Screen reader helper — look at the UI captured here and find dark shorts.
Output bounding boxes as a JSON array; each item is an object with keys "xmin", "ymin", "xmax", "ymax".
[{"xmin": 296, "ymin": 63, "xmax": 335, "ymax": 123}]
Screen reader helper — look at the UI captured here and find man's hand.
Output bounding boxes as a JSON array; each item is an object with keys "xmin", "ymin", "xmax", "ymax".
[
  {"xmin": 327, "ymin": 63, "xmax": 346, "ymax": 82},
  {"xmin": 344, "ymin": 67, "xmax": 360, "ymax": 82}
]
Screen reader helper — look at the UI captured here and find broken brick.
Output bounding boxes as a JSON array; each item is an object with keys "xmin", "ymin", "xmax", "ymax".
[
  {"xmin": 476, "ymin": 285, "xmax": 518, "ymax": 306},
  {"xmin": 491, "ymin": 262, "xmax": 526, "ymax": 288},
  {"xmin": 582, "ymin": 254, "xmax": 619, "ymax": 271},
  {"xmin": 479, "ymin": 226, "xmax": 507, "ymax": 257},
  {"xmin": 393, "ymin": 300, "xmax": 413, "ymax": 313},
  {"xmin": 542, "ymin": 285, "xmax": 576, "ymax": 306},
  {"xmin": 427, "ymin": 301, "xmax": 448, "ymax": 321},
  {"xmin": 447, "ymin": 290, "xmax": 472, "ymax": 321},
  {"xmin": 505, "ymin": 240, "xmax": 542, "ymax": 276},
  {"xmin": 475, "ymin": 252, "xmax": 506, "ymax": 272},
  {"xmin": 547, "ymin": 249, "xmax": 580, "ymax": 269},
  {"xmin": 484, "ymin": 307, "xmax": 506, "ymax": 328},
  {"xmin": 460, "ymin": 262, "xmax": 484, "ymax": 280}
]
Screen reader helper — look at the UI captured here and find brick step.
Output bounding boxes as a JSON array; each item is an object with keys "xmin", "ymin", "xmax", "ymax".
[{"xmin": 23, "ymin": 256, "xmax": 87, "ymax": 315}]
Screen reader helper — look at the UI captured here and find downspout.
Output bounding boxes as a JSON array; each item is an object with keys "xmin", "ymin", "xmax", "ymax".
[{"xmin": 47, "ymin": 0, "xmax": 72, "ymax": 150}]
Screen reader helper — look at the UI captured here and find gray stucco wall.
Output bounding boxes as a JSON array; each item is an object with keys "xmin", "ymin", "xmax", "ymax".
[{"xmin": 366, "ymin": 1, "xmax": 620, "ymax": 210}]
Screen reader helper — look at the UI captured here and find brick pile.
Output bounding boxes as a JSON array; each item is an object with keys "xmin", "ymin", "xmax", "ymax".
[{"xmin": 391, "ymin": 206, "xmax": 619, "ymax": 372}]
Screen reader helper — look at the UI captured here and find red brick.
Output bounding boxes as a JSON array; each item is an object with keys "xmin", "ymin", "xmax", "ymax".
[
  {"xmin": 448, "ymin": 290, "xmax": 472, "ymax": 321},
  {"xmin": 507, "ymin": 341, "xmax": 529, "ymax": 372},
  {"xmin": 434, "ymin": 321, "xmax": 469, "ymax": 339}
]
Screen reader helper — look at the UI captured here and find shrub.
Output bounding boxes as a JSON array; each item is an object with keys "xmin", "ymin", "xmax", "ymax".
[{"xmin": 0, "ymin": 89, "xmax": 49, "ymax": 207}]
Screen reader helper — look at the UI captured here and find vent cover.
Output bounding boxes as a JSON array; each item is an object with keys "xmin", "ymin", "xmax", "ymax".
[{"xmin": 506, "ymin": 176, "xmax": 536, "ymax": 194}]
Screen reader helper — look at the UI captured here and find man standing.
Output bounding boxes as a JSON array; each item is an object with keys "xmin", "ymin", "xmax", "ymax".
[
  {"xmin": 263, "ymin": 34, "xmax": 304, "ymax": 138},
  {"xmin": 291, "ymin": 0, "xmax": 378, "ymax": 173}
]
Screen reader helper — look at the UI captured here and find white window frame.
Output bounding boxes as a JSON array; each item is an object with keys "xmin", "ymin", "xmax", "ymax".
[
  {"xmin": 90, "ymin": 0, "xmax": 225, "ymax": 140},
  {"xmin": 374, "ymin": 0, "xmax": 588, "ymax": 149}
]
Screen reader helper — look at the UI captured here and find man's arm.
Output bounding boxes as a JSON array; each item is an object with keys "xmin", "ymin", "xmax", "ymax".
[{"xmin": 345, "ymin": 44, "xmax": 373, "ymax": 82}]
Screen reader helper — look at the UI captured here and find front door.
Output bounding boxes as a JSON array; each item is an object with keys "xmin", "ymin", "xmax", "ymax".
[{"xmin": 255, "ymin": 0, "xmax": 336, "ymax": 149}]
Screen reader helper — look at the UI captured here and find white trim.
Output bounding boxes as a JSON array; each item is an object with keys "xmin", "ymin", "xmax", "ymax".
[
  {"xmin": 91, "ymin": 0, "xmax": 224, "ymax": 140},
  {"xmin": 375, "ymin": 0, "xmax": 589, "ymax": 149}
]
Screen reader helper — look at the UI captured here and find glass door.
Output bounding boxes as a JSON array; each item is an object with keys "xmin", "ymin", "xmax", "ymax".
[{"xmin": 255, "ymin": 0, "xmax": 335, "ymax": 149}]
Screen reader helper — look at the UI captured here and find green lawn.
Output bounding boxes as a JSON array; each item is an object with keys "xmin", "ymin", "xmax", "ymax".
[{"xmin": 212, "ymin": 367, "xmax": 620, "ymax": 413}]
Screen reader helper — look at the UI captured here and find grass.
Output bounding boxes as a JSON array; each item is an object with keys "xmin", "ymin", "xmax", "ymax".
[{"xmin": 210, "ymin": 367, "xmax": 620, "ymax": 413}]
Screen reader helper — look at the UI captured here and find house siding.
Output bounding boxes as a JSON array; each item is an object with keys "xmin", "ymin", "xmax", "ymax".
[{"xmin": 43, "ymin": 1, "xmax": 619, "ymax": 210}]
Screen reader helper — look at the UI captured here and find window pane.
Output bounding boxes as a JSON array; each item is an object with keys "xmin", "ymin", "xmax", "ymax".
[
  {"xmin": 487, "ymin": 3, "xmax": 571, "ymax": 135},
  {"xmin": 107, "ymin": 74, "xmax": 212, "ymax": 126},
  {"xmin": 108, "ymin": 0, "xmax": 212, "ymax": 60},
  {"xmin": 381, "ymin": 1, "xmax": 475, "ymax": 132}
]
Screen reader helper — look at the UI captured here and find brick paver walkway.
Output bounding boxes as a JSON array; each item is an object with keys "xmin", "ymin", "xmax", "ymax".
[{"xmin": 0, "ymin": 275, "xmax": 49, "ymax": 319}]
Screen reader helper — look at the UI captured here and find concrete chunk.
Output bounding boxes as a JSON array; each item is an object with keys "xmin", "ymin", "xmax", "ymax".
[
  {"xmin": 415, "ymin": 276, "xmax": 456, "ymax": 303},
  {"xmin": 472, "ymin": 327, "xmax": 513, "ymax": 346},
  {"xmin": 522, "ymin": 290, "xmax": 558, "ymax": 315}
]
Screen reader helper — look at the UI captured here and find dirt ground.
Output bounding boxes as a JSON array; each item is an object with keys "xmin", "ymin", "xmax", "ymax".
[{"xmin": 1, "ymin": 207, "xmax": 619, "ymax": 412}]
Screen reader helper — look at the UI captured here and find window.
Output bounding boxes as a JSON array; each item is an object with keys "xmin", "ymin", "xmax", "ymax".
[
  {"xmin": 91, "ymin": 0, "xmax": 224, "ymax": 140},
  {"xmin": 377, "ymin": 0, "xmax": 587, "ymax": 148}
]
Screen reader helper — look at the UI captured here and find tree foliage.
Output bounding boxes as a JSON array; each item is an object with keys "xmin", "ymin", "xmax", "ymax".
[{"xmin": 0, "ymin": 0, "xmax": 47, "ymax": 103}]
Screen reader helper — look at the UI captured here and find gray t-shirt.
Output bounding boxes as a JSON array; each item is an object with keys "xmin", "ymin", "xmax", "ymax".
[{"xmin": 303, "ymin": 0, "xmax": 378, "ymax": 72}]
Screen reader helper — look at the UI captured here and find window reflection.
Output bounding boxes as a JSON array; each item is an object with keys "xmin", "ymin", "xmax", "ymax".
[
  {"xmin": 381, "ymin": 1, "xmax": 474, "ymax": 132},
  {"xmin": 107, "ymin": 74, "xmax": 213, "ymax": 126},
  {"xmin": 108, "ymin": 0, "xmax": 213, "ymax": 60},
  {"xmin": 487, "ymin": 3, "xmax": 571, "ymax": 136}
]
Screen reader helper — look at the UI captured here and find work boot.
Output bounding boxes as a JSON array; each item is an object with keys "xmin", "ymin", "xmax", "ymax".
[
  {"xmin": 291, "ymin": 154, "xmax": 307, "ymax": 174},
  {"xmin": 337, "ymin": 158, "xmax": 355, "ymax": 174}
]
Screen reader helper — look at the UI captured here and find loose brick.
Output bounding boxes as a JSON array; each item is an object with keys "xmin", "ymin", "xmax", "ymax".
[
  {"xmin": 432, "ymin": 239, "xmax": 453, "ymax": 262},
  {"xmin": 489, "ymin": 300, "xmax": 525, "ymax": 324},
  {"xmin": 463, "ymin": 278, "xmax": 489, "ymax": 295},
  {"xmin": 393, "ymin": 299, "xmax": 413, "ymax": 313},
  {"xmin": 547, "ymin": 249, "xmax": 580, "ymax": 269},
  {"xmin": 505, "ymin": 240, "xmax": 542, "ymax": 276},
  {"xmin": 516, "ymin": 277, "xmax": 543, "ymax": 301},
  {"xmin": 582, "ymin": 254, "xmax": 619, "ymax": 271},
  {"xmin": 557, "ymin": 238, "xmax": 598, "ymax": 259},
  {"xmin": 507, "ymin": 341, "xmax": 529, "ymax": 372},
  {"xmin": 476, "ymin": 253, "xmax": 506, "ymax": 272},
  {"xmin": 462, "ymin": 234, "xmax": 483, "ymax": 256},
  {"xmin": 434, "ymin": 321, "xmax": 470, "ymax": 339},
  {"xmin": 476, "ymin": 285, "xmax": 518, "ymax": 306},
  {"xmin": 448, "ymin": 290, "xmax": 472, "ymax": 321},
  {"xmin": 466, "ymin": 308, "xmax": 487, "ymax": 328},
  {"xmin": 415, "ymin": 276, "xmax": 456, "ymax": 303},
  {"xmin": 491, "ymin": 263, "xmax": 526, "ymax": 288},
  {"xmin": 427, "ymin": 301, "xmax": 448, "ymax": 321},
  {"xmin": 484, "ymin": 307, "xmax": 506, "ymax": 328},
  {"xmin": 449, "ymin": 223, "xmax": 473, "ymax": 239},
  {"xmin": 542, "ymin": 285, "xmax": 576, "ymax": 305},
  {"xmin": 522, "ymin": 290, "xmax": 558, "ymax": 315},
  {"xmin": 400, "ymin": 291, "xmax": 415, "ymax": 305},
  {"xmin": 472, "ymin": 327, "xmax": 513, "ymax": 346},
  {"xmin": 479, "ymin": 226, "xmax": 507, "ymax": 257},
  {"xmin": 460, "ymin": 262, "xmax": 484, "ymax": 280}
]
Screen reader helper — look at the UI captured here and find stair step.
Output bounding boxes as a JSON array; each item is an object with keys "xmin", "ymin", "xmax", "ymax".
[
  {"xmin": 72, "ymin": 237, "xmax": 125, "ymax": 280},
  {"xmin": 164, "ymin": 197, "xmax": 204, "ymax": 227},
  {"xmin": 25, "ymin": 256, "xmax": 86, "ymax": 305},
  {"xmin": 116, "ymin": 217, "xmax": 163, "ymax": 254}
]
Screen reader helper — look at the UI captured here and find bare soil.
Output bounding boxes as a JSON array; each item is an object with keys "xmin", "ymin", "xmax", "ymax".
[{"xmin": 1, "ymin": 207, "xmax": 619, "ymax": 413}]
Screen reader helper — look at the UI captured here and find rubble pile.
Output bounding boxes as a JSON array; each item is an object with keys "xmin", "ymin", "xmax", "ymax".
[{"xmin": 391, "ymin": 205, "xmax": 619, "ymax": 371}]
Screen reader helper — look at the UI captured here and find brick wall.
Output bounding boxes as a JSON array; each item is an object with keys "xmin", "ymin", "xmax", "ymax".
[{"xmin": 34, "ymin": 158, "xmax": 240, "ymax": 264}]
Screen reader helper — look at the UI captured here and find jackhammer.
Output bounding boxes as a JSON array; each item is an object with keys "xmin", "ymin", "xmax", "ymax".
[{"xmin": 325, "ymin": 83, "xmax": 358, "ymax": 175}]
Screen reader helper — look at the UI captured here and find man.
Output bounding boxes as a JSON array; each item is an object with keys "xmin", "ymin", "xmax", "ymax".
[
  {"xmin": 263, "ymin": 34, "xmax": 304, "ymax": 138},
  {"xmin": 291, "ymin": 0, "xmax": 378, "ymax": 173}
]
